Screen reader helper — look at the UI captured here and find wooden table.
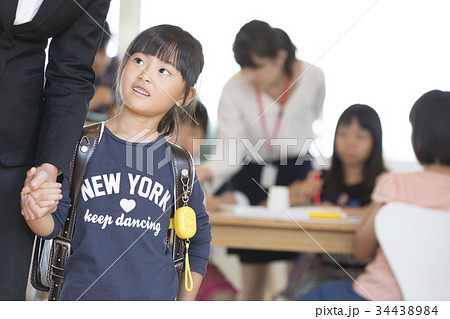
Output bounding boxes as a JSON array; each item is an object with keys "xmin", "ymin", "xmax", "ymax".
[{"xmin": 210, "ymin": 214, "xmax": 360, "ymax": 254}]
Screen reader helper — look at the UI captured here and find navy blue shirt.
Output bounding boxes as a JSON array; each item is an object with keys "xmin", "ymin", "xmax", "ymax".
[
  {"xmin": 44, "ymin": 126, "xmax": 211, "ymax": 300},
  {"xmin": 322, "ymin": 183, "xmax": 369, "ymax": 207}
]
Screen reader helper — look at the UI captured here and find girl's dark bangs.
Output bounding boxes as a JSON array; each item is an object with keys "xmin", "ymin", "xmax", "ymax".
[
  {"xmin": 133, "ymin": 35, "xmax": 182, "ymax": 71},
  {"xmin": 352, "ymin": 114, "xmax": 371, "ymax": 131},
  {"xmin": 337, "ymin": 111, "xmax": 354, "ymax": 126},
  {"xmin": 339, "ymin": 110, "xmax": 373, "ymax": 132}
]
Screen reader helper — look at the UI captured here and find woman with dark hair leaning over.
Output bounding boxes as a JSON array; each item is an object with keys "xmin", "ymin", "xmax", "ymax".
[{"xmin": 197, "ymin": 20, "xmax": 325, "ymax": 300}]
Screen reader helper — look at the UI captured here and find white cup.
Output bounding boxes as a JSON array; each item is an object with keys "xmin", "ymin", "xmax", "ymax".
[{"xmin": 267, "ymin": 185, "xmax": 290, "ymax": 211}]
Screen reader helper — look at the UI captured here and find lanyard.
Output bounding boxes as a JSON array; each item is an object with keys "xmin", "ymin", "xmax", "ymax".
[{"xmin": 255, "ymin": 75, "xmax": 291, "ymax": 156}]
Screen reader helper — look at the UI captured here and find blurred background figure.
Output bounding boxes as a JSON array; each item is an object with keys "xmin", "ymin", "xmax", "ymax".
[
  {"xmin": 87, "ymin": 21, "xmax": 120, "ymax": 122},
  {"xmin": 286, "ymin": 104, "xmax": 385, "ymax": 300},
  {"xmin": 175, "ymin": 100, "xmax": 238, "ymax": 301},
  {"xmin": 196, "ymin": 20, "xmax": 326, "ymax": 300}
]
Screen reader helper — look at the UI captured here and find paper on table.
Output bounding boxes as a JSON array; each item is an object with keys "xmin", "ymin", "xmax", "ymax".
[{"xmin": 222, "ymin": 205, "xmax": 362, "ymax": 223}]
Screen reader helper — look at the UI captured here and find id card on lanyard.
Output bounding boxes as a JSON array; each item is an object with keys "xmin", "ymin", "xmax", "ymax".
[{"xmin": 255, "ymin": 75, "xmax": 291, "ymax": 188}]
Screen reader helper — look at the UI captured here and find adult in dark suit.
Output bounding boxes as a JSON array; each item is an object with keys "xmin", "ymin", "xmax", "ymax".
[{"xmin": 0, "ymin": 0, "xmax": 110, "ymax": 300}]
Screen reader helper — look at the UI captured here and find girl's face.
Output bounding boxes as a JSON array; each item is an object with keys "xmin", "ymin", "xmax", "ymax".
[
  {"xmin": 241, "ymin": 51, "xmax": 286, "ymax": 91},
  {"xmin": 120, "ymin": 52, "xmax": 190, "ymax": 118},
  {"xmin": 335, "ymin": 118, "xmax": 373, "ymax": 167}
]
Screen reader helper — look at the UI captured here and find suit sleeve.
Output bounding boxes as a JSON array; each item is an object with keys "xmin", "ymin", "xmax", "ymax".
[{"xmin": 36, "ymin": 0, "xmax": 110, "ymax": 176}]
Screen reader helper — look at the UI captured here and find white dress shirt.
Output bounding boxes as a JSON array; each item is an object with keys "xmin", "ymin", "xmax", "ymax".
[
  {"xmin": 205, "ymin": 60, "xmax": 326, "ymax": 193},
  {"xmin": 14, "ymin": 0, "xmax": 44, "ymax": 25}
]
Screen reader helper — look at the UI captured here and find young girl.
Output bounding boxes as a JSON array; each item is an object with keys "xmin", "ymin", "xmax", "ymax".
[
  {"xmin": 20, "ymin": 25, "xmax": 211, "ymax": 301},
  {"xmin": 299, "ymin": 89, "xmax": 450, "ymax": 300},
  {"xmin": 288, "ymin": 104, "xmax": 385, "ymax": 299},
  {"xmin": 291, "ymin": 104, "xmax": 386, "ymax": 215}
]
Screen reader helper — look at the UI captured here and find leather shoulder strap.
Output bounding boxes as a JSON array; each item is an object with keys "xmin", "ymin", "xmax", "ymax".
[
  {"xmin": 68, "ymin": 122, "xmax": 104, "ymax": 204},
  {"xmin": 48, "ymin": 122, "xmax": 103, "ymax": 301},
  {"xmin": 64, "ymin": 122, "xmax": 103, "ymax": 241},
  {"xmin": 168, "ymin": 142, "xmax": 194, "ymax": 213},
  {"xmin": 167, "ymin": 142, "xmax": 194, "ymax": 278}
]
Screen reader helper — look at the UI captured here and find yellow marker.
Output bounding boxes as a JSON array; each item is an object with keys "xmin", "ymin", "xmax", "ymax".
[{"xmin": 309, "ymin": 211, "xmax": 343, "ymax": 219}]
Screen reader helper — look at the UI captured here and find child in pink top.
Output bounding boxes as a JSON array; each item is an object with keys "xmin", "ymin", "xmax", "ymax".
[{"xmin": 299, "ymin": 89, "xmax": 450, "ymax": 301}]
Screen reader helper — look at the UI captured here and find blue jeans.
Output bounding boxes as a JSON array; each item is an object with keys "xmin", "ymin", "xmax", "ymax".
[{"xmin": 298, "ymin": 280, "xmax": 367, "ymax": 301}]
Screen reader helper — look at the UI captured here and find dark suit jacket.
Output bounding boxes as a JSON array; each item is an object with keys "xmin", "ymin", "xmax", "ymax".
[{"xmin": 0, "ymin": 0, "xmax": 110, "ymax": 175}]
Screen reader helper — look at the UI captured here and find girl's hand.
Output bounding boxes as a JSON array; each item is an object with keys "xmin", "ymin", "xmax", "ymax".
[
  {"xmin": 25, "ymin": 182, "xmax": 62, "ymax": 208},
  {"xmin": 21, "ymin": 193, "xmax": 58, "ymax": 221},
  {"xmin": 20, "ymin": 181, "xmax": 62, "ymax": 220},
  {"xmin": 289, "ymin": 171, "xmax": 322, "ymax": 206}
]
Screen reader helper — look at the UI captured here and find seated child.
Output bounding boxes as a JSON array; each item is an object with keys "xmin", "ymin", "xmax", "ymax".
[
  {"xmin": 287, "ymin": 104, "xmax": 386, "ymax": 299},
  {"xmin": 298, "ymin": 90, "xmax": 450, "ymax": 301}
]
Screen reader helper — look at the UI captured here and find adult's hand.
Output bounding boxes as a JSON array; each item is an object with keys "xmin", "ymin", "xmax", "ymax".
[
  {"xmin": 21, "ymin": 192, "xmax": 59, "ymax": 221},
  {"xmin": 22, "ymin": 163, "xmax": 59, "ymax": 203}
]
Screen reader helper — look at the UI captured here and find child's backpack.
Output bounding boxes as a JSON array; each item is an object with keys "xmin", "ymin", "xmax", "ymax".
[{"xmin": 29, "ymin": 122, "xmax": 194, "ymax": 300}]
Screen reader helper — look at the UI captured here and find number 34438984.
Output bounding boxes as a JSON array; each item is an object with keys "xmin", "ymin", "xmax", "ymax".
[{"xmin": 376, "ymin": 306, "xmax": 438, "ymax": 316}]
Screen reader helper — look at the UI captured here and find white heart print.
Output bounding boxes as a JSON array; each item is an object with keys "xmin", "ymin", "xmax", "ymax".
[{"xmin": 120, "ymin": 199, "xmax": 136, "ymax": 213}]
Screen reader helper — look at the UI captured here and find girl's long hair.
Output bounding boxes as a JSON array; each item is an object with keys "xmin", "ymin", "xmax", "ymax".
[
  {"xmin": 115, "ymin": 25, "xmax": 204, "ymax": 137},
  {"xmin": 322, "ymin": 104, "xmax": 386, "ymax": 205}
]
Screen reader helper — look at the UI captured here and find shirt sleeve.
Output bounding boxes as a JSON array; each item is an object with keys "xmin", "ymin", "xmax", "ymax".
[
  {"xmin": 203, "ymin": 79, "xmax": 248, "ymax": 193},
  {"xmin": 40, "ymin": 175, "xmax": 72, "ymax": 240},
  {"xmin": 371, "ymin": 172, "xmax": 406, "ymax": 204},
  {"xmin": 311, "ymin": 66, "xmax": 326, "ymax": 120},
  {"xmin": 36, "ymin": 0, "xmax": 110, "ymax": 177},
  {"xmin": 185, "ymin": 173, "xmax": 212, "ymax": 276}
]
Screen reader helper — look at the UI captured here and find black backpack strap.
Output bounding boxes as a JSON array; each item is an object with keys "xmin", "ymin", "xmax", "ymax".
[
  {"xmin": 167, "ymin": 142, "xmax": 194, "ymax": 280},
  {"xmin": 48, "ymin": 122, "xmax": 103, "ymax": 301}
]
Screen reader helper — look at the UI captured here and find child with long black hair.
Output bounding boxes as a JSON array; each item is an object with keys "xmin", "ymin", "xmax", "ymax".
[
  {"xmin": 322, "ymin": 104, "xmax": 385, "ymax": 212},
  {"xmin": 288, "ymin": 104, "xmax": 386, "ymax": 299},
  {"xmin": 291, "ymin": 104, "xmax": 386, "ymax": 213},
  {"xmin": 299, "ymin": 90, "xmax": 450, "ymax": 300},
  {"xmin": 21, "ymin": 25, "xmax": 211, "ymax": 301}
]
